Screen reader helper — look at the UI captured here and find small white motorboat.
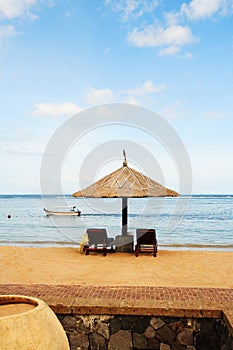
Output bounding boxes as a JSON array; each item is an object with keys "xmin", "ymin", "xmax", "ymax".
[{"xmin": 43, "ymin": 206, "xmax": 81, "ymax": 216}]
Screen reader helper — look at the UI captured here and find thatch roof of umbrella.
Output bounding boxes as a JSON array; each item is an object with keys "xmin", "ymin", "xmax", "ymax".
[
  {"xmin": 73, "ymin": 157, "xmax": 178, "ymax": 198},
  {"xmin": 72, "ymin": 151, "xmax": 178, "ymax": 236}
]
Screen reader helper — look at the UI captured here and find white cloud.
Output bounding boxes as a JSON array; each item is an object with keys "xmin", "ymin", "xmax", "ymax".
[
  {"xmin": 0, "ymin": 25, "xmax": 19, "ymax": 50},
  {"xmin": 162, "ymin": 100, "xmax": 183, "ymax": 119},
  {"xmin": 124, "ymin": 80, "xmax": 167, "ymax": 95},
  {"xmin": 127, "ymin": 24, "xmax": 195, "ymax": 55},
  {"xmin": 159, "ymin": 45, "xmax": 180, "ymax": 56},
  {"xmin": 33, "ymin": 102, "xmax": 82, "ymax": 117},
  {"xmin": 106, "ymin": 0, "xmax": 233, "ymax": 56},
  {"xmin": 0, "ymin": 0, "xmax": 38, "ymax": 19},
  {"xmin": 180, "ymin": 0, "xmax": 227, "ymax": 20},
  {"xmin": 85, "ymin": 88, "xmax": 115, "ymax": 105},
  {"xmin": 205, "ymin": 111, "xmax": 225, "ymax": 118},
  {"xmin": 104, "ymin": 0, "xmax": 159, "ymax": 21},
  {"xmin": 123, "ymin": 95, "xmax": 140, "ymax": 105},
  {"xmin": 0, "ymin": 25, "xmax": 18, "ymax": 38},
  {"xmin": 185, "ymin": 52, "xmax": 194, "ymax": 59}
]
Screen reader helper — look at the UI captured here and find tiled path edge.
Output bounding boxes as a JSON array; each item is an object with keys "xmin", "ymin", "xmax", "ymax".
[{"xmin": 0, "ymin": 284, "xmax": 232, "ymax": 336}]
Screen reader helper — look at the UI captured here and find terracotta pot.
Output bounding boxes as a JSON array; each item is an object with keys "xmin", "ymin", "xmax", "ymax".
[{"xmin": 0, "ymin": 295, "xmax": 70, "ymax": 350}]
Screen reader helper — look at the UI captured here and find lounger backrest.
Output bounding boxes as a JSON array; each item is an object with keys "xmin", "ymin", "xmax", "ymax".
[
  {"xmin": 86, "ymin": 229, "xmax": 108, "ymax": 245},
  {"xmin": 136, "ymin": 229, "xmax": 156, "ymax": 244}
]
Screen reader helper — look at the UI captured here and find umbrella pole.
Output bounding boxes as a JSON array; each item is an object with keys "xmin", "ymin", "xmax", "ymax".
[{"xmin": 122, "ymin": 197, "xmax": 128, "ymax": 236}]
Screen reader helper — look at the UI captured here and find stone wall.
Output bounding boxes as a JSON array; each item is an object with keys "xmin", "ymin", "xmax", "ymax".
[{"xmin": 57, "ymin": 314, "xmax": 233, "ymax": 350}]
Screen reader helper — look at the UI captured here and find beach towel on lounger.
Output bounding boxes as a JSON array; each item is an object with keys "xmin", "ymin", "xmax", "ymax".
[{"xmin": 79, "ymin": 233, "xmax": 88, "ymax": 253}]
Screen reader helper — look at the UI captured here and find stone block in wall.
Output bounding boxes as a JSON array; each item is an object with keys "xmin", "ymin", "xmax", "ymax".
[
  {"xmin": 144, "ymin": 325, "xmax": 156, "ymax": 339},
  {"xmin": 76, "ymin": 317, "xmax": 92, "ymax": 333},
  {"xmin": 89, "ymin": 332, "xmax": 107, "ymax": 350},
  {"xmin": 227, "ymin": 336, "xmax": 233, "ymax": 350},
  {"xmin": 195, "ymin": 325, "xmax": 220, "ymax": 349},
  {"xmin": 220, "ymin": 345, "xmax": 227, "ymax": 350},
  {"xmin": 57, "ymin": 313, "xmax": 232, "ymax": 350},
  {"xmin": 150, "ymin": 317, "xmax": 166, "ymax": 330},
  {"xmin": 168, "ymin": 320, "xmax": 185, "ymax": 333},
  {"xmin": 94, "ymin": 322, "xmax": 110, "ymax": 339},
  {"xmin": 176, "ymin": 328, "xmax": 194, "ymax": 346},
  {"xmin": 146, "ymin": 337, "xmax": 160, "ymax": 349},
  {"xmin": 120, "ymin": 316, "xmax": 136, "ymax": 330},
  {"xmin": 160, "ymin": 343, "xmax": 171, "ymax": 350},
  {"xmin": 132, "ymin": 316, "xmax": 150, "ymax": 333},
  {"xmin": 171, "ymin": 342, "xmax": 186, "ymax": 350},
  {"xmin": 61, "ymin": 315, "xmax": 77, "ymax": 332},
  {"xmin": 108, "ymin": 330, "xmax": 132, "ymax": 350},
  {"xmin": 68, "ymin": 332, "xmax": 89, "ymax": 350},
  {"xmin": 155, "ymin": 324, "xmax": 176, "ymax": 345},
  {"xmin": 110, "ymin": 316, "xmax": 121, "ymax": 334},
  {"xmin": 196, "ymin": 319, "xmax": 217, "ymax": 337},
  {"xmin": 133, "ymin": 332, "xmax": 147, "ymax": 349}
]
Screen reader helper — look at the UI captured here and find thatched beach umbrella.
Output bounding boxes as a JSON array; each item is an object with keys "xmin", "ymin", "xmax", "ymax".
[{"xmin": 72, "ymin": 151, "xmax": 178, "ymax": 236}]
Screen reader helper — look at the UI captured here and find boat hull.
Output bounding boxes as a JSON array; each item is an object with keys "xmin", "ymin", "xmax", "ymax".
[{"xmin": 44, "ymin": 209, "xmax": 81, "ymax": 216}]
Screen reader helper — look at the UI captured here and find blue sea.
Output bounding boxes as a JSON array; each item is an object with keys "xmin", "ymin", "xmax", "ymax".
[{"xmin": 0, "ymin": 194, "xmax": 232, "ymax": 251}]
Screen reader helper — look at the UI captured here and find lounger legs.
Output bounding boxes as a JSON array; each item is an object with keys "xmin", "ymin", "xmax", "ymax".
[
  {"xmin": 135, "ymin": 245, "xmax": 157, "ymax": 257},
  {"xmin": 85, "ymin": 247, "xmax": 107, "ymax": 256}
]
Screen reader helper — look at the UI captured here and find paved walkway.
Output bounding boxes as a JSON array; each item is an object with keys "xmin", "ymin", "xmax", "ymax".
[
  {"xmin": 1, "ymin": 284, "xmax": 233, "ymax": 334},
  {"xmin": 0, "ymin": 284, "xmax": 232, "ymax": 304}
]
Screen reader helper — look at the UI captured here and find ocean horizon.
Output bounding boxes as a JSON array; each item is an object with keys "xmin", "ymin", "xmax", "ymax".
[{"xmin": 0, "ymin": 194, "xmax": 232, "ymax": 251}]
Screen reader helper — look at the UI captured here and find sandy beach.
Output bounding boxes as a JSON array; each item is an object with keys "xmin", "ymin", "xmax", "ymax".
[{"xmin": 0, "ymin": 246, "xmax": 232, "ymax": 288}]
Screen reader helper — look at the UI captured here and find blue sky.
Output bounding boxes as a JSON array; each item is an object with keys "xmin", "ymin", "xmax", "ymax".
[{"xmin": 0, "ymin": 0, "xmax": 233, "ymax": 194}]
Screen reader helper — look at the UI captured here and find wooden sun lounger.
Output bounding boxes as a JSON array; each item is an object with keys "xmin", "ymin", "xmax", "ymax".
[
  {"xmin": 135, "ymin": 229, "xmax": 158, "ymax": 257},
  {"xmin": 84, "ymin": 229, "xmax": 115, "ymax": 256}
]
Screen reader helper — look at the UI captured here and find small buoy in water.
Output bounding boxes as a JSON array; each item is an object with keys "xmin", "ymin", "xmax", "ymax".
[{"xmin": 7, "ymin": 214, "xmax": 11, "ymax": 219}]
